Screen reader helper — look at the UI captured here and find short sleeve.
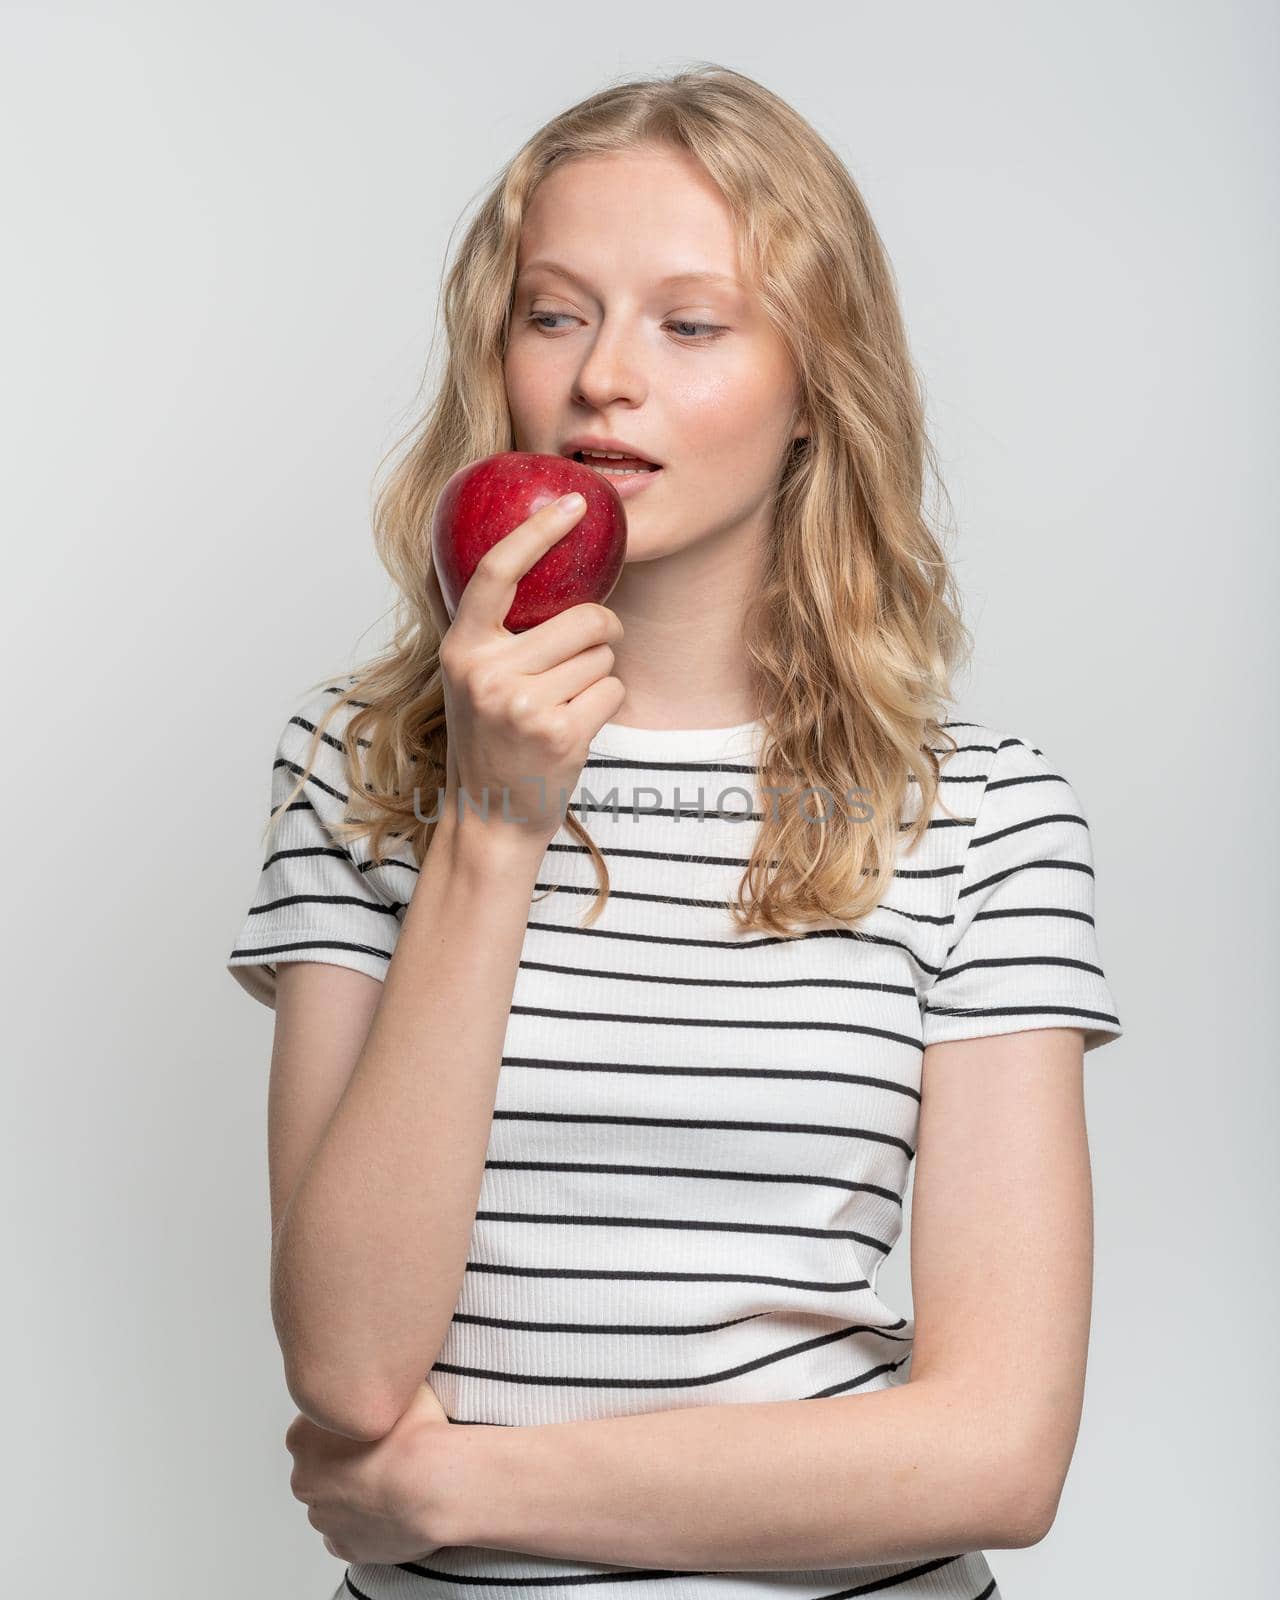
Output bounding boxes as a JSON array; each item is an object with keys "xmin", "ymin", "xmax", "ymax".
[
  {"xmin": 226, "ymin": 695, "xmax": 406, "ymax": 1010},
  {"xmin": 920, "ymin": 734, "xmax": 1124, "ymax": 1053}
]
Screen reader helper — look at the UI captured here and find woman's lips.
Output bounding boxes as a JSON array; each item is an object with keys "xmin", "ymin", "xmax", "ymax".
[
  {"xmin": 572, "ymin": 451, "xmax": 659, "ymax": 470},
  {"xmin": 582, "ymin": 462, "xmax": 663, "ymax": 500}
]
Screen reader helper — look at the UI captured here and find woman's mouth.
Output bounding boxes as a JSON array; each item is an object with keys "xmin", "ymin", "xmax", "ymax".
[
  {"xmin": 570, "ymin": 449, "xmax": 662, "ymax": 479},
  {"xmin": 567, "ymin": 450, "xmax": 664, "ymax": 501}
]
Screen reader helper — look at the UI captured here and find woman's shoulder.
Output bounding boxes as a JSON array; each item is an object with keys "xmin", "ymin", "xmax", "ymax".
[
  {"xmin": 261, "ymin": 675, "xmax": 368, "ymax": 833},
  {"xmin": 932, "ymin": 712, "xmax": 1101, "ymax": 843},
  {"xmin": 935, "ymin": 714, "xmax": 1060, "ymax": 781},
  {"xmin": 280, "ymin": 672, "xmax": 362, "ymax": 737},
  {"xmin": 271, "ymin": 674, "xmax": 363, "ymax": 769}
]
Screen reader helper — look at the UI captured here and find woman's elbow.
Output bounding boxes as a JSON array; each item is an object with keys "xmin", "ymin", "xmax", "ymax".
[
  {"xmin": 987, "ymin": 1454, "xmax": 1066, "ymax": 1549},
  {"xmin": 284, "ymin": 1362, "xmax": 402, "ymax": 1442}
]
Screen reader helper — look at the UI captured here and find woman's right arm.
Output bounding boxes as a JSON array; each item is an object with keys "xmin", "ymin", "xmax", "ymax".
[
  {"xmin": 271, "ymin": 489, "xmax": 626, "ymax": 1442},
  {"xmin": 271, "ymin": 810, "xmax": 546, "ymax": 1443}
]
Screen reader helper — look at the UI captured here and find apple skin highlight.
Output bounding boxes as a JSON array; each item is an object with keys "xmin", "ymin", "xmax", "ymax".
[{"xmin": 430, "ymin": 450, "xmax": 631, "ymax": 634}]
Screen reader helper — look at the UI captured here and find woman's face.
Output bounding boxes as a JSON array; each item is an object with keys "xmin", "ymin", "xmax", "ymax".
[{"xmin": 504, "ymin": 145, "xmax": 806, "ymax": 564}]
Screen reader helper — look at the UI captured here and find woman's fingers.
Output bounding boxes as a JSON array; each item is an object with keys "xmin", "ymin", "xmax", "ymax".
[
  {"xmin": 421, "ymin": 489, "xmax": 625, "ymax": 849},
  {"xmin": 534, "ymin": 641, "xmax": 619, "ymax": 708},
  {"xmin": 507, "ymin": 599, "xmax": 624, "ymax": 676},
  {"xmin": 562, "ymin": 671, "xmax": 629, "ymax": 735},
  {"xmin": 452, "ymin": 493, "xmax": 587, "ymax": 637}
]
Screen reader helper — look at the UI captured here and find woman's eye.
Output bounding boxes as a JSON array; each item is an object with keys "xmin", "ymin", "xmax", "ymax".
[
  {"xmin": 525, "ymin": 312, "xmax": 725, "ymax": 343},
  {"xmin": 666, "ymin": 319, "xmax": 725, "ymax": 341}
]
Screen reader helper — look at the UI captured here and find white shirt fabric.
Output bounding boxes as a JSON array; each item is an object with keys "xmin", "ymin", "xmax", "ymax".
[{"xmin": 229, "ymin": 680, "xmax": 1123, "ymax": 1599}]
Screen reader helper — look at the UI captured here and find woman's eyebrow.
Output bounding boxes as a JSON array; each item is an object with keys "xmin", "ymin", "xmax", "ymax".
[{"xmin": 517, "ymin": 259, "xmax": 743, "ymax": 294}]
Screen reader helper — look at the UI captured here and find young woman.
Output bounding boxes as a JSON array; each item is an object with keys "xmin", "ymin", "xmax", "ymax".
[{"xmin": 228, "ymin": 64, "xmax": 1123, "ymax": 1600}]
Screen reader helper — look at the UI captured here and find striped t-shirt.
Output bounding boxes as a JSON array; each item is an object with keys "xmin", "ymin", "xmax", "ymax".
[{"xmin": 228, "ymin": 682, "xmax": 1123, "ymax": 1600}]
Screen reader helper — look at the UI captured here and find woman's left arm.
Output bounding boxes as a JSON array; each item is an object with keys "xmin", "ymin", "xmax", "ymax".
[{"xmin": 432, "ymin": 1025, "xmax": 1093, "ymax": 1571}]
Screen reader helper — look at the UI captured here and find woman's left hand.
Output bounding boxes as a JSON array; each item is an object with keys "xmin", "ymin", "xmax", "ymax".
[{"xmin": 285, "ymin": 1380, "xmax": 459, "ymax": 1564}]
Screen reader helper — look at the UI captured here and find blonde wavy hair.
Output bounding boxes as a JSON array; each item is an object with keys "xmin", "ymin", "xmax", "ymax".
[{"xmin": 269, "ymin": 62, "xmax": 975, "ymax": 937}]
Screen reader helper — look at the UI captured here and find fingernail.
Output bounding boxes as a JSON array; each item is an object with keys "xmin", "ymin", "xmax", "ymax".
[{"xmin": 558, "ymin": 493, "xmax": 585, "ymax": 510}]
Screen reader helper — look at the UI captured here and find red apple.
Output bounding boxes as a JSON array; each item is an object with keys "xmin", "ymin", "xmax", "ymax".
[{"xmin": 431, "ymin": 450, "xmax": 629, "ymax": 633}]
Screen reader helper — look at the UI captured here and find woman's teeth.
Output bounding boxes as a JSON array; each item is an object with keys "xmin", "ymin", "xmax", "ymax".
[{"xmin": 573, "ymin": 450, "xmax": 658, "ymax": 475}]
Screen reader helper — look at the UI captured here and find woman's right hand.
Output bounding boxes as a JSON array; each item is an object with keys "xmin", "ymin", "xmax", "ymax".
[{"xmin": 423, "ymin": 491, "xmax": 627, "ymax": 851}]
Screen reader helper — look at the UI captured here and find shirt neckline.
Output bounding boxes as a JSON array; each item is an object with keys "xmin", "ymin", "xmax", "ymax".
[{"xmin": 588, "ymin": 717, "xmax": 763, "ymax": 762}]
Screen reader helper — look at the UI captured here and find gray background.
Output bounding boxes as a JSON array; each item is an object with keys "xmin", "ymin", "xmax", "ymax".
[{"xmin": 3, "ymin": 1, "xmax": 1274, "ymax": 1593}]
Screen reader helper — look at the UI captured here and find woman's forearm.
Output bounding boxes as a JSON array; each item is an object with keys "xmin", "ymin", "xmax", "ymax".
[
  {"xmin": 445, "ymin": 1379, "xmax": 1040, "ymax": 1570},
  {"xmin": 272, "ymin": 808, "xmax": 545, "ymax": 1440}
]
